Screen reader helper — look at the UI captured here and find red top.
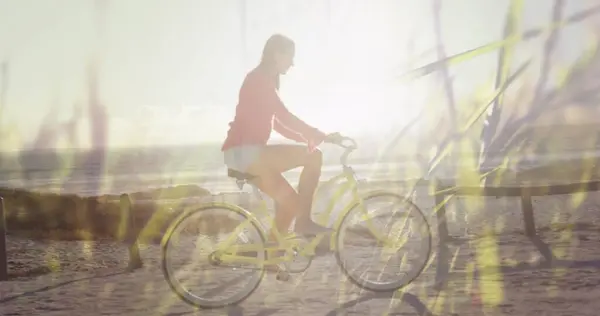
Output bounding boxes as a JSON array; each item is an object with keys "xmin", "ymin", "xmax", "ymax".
[{"xmin": 221, "ymin": 66, "xmax": 326, "ymax": 151}]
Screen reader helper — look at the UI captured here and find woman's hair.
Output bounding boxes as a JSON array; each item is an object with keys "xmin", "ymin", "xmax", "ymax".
[{"xmin": 259, "ymin": 34, "xmax": 295, "ymax": 89}]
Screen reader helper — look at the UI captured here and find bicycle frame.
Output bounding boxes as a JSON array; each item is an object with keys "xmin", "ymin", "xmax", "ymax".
[{"xmin": 213, "ymin": 161, "xmax": 394, "ymax": 267}]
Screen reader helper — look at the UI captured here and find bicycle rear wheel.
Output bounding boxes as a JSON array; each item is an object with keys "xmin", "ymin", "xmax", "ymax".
[
  {"xmin": 161, "ymin": 203, "xmax": 267, "ymax": 308},
  {"xmin": 335, "ymin": 191, "xmax": 432, "ymax": 292}
]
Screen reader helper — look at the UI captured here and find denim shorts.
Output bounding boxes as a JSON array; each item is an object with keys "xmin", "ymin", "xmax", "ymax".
[{"xmin": 223, "ymin": 145, "xmax": 262, "ymax": 173}]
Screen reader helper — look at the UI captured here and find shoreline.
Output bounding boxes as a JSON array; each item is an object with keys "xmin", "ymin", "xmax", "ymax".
[
  {"xmin": 5, "ymin": 150, "xmax": 596, "ymax": 196},
  {"xmin": 3, "ymin": 151, "xmax": 596, "ymax": 199}
]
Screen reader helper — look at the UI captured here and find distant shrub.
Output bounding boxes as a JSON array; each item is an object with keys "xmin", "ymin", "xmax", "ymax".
[{"xmin": 0, "ymin": 185, "xmax": 212, "ymax": 243}]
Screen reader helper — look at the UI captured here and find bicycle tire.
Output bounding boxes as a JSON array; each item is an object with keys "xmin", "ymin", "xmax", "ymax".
[
  {"xmin": 161, "ymin": 203, "xmax": 267, "ymax": 309},
  {"xmin": 334, "ymin": 191, "xmax": 432, "ymax": 292}
]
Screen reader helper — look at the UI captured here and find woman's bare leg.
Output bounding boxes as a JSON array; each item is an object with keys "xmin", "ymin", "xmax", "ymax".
[
  {"xmin": 246, "ymin": 144, "xmax": 329, "ymax": 237},
  {"xmin": 250, "ymin": 172, "xmax": 301, "ymax": 239},
  {"xmin": 294, "ymin": 148, "xmax": 323, "ymax": 229}
]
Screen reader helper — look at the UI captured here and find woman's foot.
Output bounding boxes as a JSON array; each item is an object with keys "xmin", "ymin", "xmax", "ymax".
[{"xmin": 261, "ymin": 240, "xmax": 286, "ymax": 273}]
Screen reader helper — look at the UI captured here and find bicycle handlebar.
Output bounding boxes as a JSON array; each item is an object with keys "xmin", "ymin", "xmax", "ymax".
[{"xmin": 325, "ymin": 136, "xmax": 357, "ymax": 166}]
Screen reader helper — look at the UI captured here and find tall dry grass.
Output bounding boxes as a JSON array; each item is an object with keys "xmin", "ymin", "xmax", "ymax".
[{"xmin": 379, "ymin": 1, "xmax": 600, "ymax": 311}]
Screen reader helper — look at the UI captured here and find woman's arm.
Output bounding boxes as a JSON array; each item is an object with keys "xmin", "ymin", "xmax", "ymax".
[
  {"xmin": 273, "ymin": 104, "xmax": 326, "ymax": 144},
  {"xmin": 273, "ymin": 118, "xmax": 307, "ymax": 143},
  {"xmin": 248, "ymin": 70, "xmax": 327, "ymax": 145},
  {"xmin": 259, "ymin": 82, "xmax": 326, "ymax": 143}
]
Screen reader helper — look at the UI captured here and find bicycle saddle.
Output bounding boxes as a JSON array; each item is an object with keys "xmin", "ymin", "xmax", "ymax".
[{"xmin": 227, "ymin": 168, "xmax": 257, "ymax": 181}]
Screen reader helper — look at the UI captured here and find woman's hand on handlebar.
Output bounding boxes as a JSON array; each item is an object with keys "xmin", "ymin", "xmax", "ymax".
[
  {"xmin": 324, "ymin": 132, "xmax": 357, "ymax": 149},
  {"xmin": 324, "ymin": 132, "xmax": 345, "ymax": 145}
]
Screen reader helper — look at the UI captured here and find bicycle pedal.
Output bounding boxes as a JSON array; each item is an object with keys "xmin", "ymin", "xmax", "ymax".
[{"xmin": 276, "ymin": 271, "xmax": 291, "ymax": 282}]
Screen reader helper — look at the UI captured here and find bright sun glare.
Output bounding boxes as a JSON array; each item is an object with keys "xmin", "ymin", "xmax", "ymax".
[
  {"xmin": 266, "ymin": 2, "xmax": 418, "ymax": 138},
  {"xmin": 1, "ymin": 1, "xmax": 424, "ymax": 149}
]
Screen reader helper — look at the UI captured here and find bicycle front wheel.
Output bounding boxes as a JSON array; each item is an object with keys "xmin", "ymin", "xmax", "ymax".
[
  {"xmin": 161, "ymin": 203, "xmax": 267, "ymax": 309},
  {"xmin": 335, "ymin": 191, "xmax": 432, "ymax": 292}
]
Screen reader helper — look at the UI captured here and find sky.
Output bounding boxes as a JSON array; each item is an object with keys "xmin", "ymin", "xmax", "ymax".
[{"xmin": 0, "ymin": 0, "xmax": 598, "ymax": 150}]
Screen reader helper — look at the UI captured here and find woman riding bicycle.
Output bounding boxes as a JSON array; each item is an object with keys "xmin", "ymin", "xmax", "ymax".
[{"xmin": 221, "ymin": 34, "xmax": 343, "ymax": 241}]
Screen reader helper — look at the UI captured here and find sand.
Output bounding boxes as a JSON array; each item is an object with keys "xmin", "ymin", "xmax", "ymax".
[{"xmin": 1, "ymin": 183, "xmax": 600, "ymax": 315}]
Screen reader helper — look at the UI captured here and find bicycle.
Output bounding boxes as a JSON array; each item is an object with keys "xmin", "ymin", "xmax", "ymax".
[{"xmin": 161, "ymin": 137, "xmax": 432, "ymax": 309}]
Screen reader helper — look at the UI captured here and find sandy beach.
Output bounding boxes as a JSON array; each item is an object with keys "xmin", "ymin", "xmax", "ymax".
[{"xmin": 2, "ymin": 179, "xmax": 600, "ymax": 315}]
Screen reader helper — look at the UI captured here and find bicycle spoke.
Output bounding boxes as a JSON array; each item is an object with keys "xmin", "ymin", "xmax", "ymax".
[
  {"xmin": 336, "ymin": 192, "xmax": 432, "ymax": 292},
  {"xmin": 162, "ymin": 205, "xmax": 267, "ymax": 308}
]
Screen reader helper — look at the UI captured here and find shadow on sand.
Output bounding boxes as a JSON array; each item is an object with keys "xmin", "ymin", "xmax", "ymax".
[
  {"xmin": 0, "ymin": 271, "xmax": 127, "ymax": 304},
  {"xmin": 2, "ymin": 235, "xmax": 600, "ymax": 315},
  {"xmin": 167, "ymin": 290, "xmax": 433, "ymax": 316},
  {"xmin": 436, "ymin": 233, "xmax": 600, "ymax": 286}
]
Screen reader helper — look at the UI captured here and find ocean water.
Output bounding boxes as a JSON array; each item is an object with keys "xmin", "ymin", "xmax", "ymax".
[
  {"xmin": 1, "ymin": 142, "xmax": 592, "ymax": 197},
  {"xmin": 0, "ymin": 141, "xmax": 442, "ymax": 196},
  {"xmin": 0, "ymin": 160, "xmax": 424, "ymax": 197}
]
